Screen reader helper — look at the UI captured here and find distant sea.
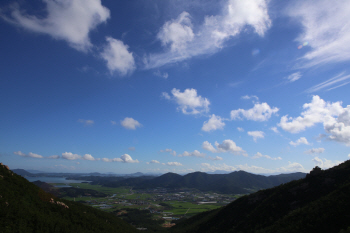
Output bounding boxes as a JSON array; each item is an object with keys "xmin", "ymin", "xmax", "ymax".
[{"xmin": 25, "ymin": 176, "xmax": 91, "ymax": 184}]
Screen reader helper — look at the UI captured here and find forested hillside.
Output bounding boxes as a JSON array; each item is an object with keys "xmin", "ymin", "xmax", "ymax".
[
  {"xmin": 170, "ymin": 161, "xmax": 350, "ymax": 233},
  {"xmin": 0, "ymin": 163, "xmax": 138, "ymax": 233}
]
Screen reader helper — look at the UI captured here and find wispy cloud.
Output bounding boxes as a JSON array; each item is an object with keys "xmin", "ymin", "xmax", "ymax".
[
  {"xmin": 145, "ymin": 0, "xmax": 271, "ymax": 69},
  {"xmin": 306, "ymin": 72, "xmax": 350, "ymax": 93}
]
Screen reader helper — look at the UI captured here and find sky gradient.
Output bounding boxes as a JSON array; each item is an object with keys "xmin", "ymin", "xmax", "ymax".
[{"xmin": 1, "ymin": 0, "xmax": 350, "ymax": 174}]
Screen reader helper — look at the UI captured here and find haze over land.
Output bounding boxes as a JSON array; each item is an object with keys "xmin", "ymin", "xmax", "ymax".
[{"xmin": 1, "ymin": 0, "xmax": 350, "ymax": 174}]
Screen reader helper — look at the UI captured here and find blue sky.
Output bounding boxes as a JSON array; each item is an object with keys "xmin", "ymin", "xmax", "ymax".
[{"xmin": 1, "ymin": 0, "xmax": 350, "ymax": 174}]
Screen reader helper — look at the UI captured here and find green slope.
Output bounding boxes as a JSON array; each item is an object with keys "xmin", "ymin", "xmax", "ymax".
[
  {"xmin": 171, "ymin": 161, "xmax": 350, "ymax": 233},
  {"xmin": 0, "ymin": 163, "xmax": 138, "ymax": 233}
]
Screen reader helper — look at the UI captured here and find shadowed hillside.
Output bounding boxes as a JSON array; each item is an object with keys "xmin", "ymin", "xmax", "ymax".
[
  {"xmin": 170, "ymin": 160, "xmax": 350, "ymax": 233},
  {"xmin": 0, "ymin": 163, "xmax": 138, "ymax": 233}
]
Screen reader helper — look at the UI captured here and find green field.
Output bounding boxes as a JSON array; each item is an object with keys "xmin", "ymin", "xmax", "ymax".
[
  {"xmin": 165, "ymin": 201, "xmax": 221, "ymax": 216},
  {"xmin": 68, "ymin": 183, "xmax": 130, "ymax": 194}
]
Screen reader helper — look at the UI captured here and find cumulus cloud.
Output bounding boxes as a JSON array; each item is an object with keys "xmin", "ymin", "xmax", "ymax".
[
  {"xmin": 83, "ymin": 154, "xmax": 96, "ymax": 161},
  {"xmin": 120, "ymin": 117, "xmax": 142, "ymax": 130},
  {"xmin": 202, "ymin": 141, "xmax": 217, "ymax": 153},
  {"xmin": 167, "ymin": 162, "xmax": 183, "ymax": 166},
  {"xmin": 247, "ymin": 131, "xmax": 265, "ymax": 142},
  {"xmin": 78, "ymin": 119, "xmax": 94, "ymax": 126},
  {"xmin": 270, "ymin": 127, "xmax": 279, "ymax": 133},
  {"xmin": 286, "ymin": 72, "xmax": 302, "ymax": 82},
  {"xmin": 100, "ymin": 37, "xmax": 135, "ymax": 76},
  {"xmin": 312, "ymin": 157, "xmax": 342, "ymax": 169},
  {"xmin": 277, "ymin": 162, "xmax": 306, "ymax": 173},
  {"xmin": 102, "ymin": 154, "xmax": 139, "ymax": 163},
  {"xmin": 146, "ymin": 0, "xmax": 271, "ymax": 68},
  {"xmin": 305, "ymin": 148, "xmax": 325, "ymax": 154},
  {"xmin": 231, "ymin": 103, "xmax": 279, "ymax": 121},
  {"xmin": 157, "ymin": 12, "xmax": 194, "ymax": 53},
  {"xmin": 237, "ymin": 127, "xmax": 244, "ymax": 132},
  {"xmin": 289, "ymin": 137, "xmax": 310, "ymax": 146},
  {"xmin": 178, "ymin": 150, "xmax": 206, "ymax": 158},
  {"xmin": 163, "ymin": 88, "xmax": 210, "ymax": 115},
  {"xmin": 1, "ymin": 0, "xmax": 110, "ymax": 51},
  {"xmin": 288, "ymin": 0, "xmax": 350, "ymax": 67},
  {"xmin": 62, "ymin": 152, "xmax": 82, "ymax": 160},
  {"xmin": 202, "ymin": 139, "xmax": 246, "ymax": 155},
  {"xmin": 279, "ymin": 96, "xmax": 350, "ymax": 146},
  {"xmin": 278, "ymin": 95, "xmax": 343, "ymax": 133},
  {"xmin": 160, "ymin": 148, "xmax": 177, "ymax": 156},
  {"xmin": 202, "ymin": 114, "xmax": 225, "ymax": 132},
  {"xmin": 252, "ymin": 152, "xmax": 281, "ymax": 160}
]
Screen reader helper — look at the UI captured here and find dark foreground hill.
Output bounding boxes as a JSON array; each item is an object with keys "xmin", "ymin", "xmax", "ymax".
[
  {"xmin": 104, "ymin": 171, "xmax": 306, "ymax": 194},
  {"xmin": 170, "ymin": 161, "xmax": 350, "ymax": 233},
  {"xmin": 0, "ymin": 163, "xmax": 138, "ymax": 233}
]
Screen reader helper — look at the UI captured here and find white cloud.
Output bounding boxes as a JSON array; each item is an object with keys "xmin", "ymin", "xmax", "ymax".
[
  {"xmin": 14, "ymin": 151, "xmax": 26, "ymax": 156},
  {"xmin": 101, "ymin": 37, "xmax": 135, "ymax": 76},
  {"xmin": 102, "ymin": 154, "xmax": 139, "ymax": 163},
  {"xmin": 154, "ymin": 70, "xmax": 169, "ymax": 79},
  {"xmin": 163, "ymin": 88, "xmax": 210, "ymax": 115},
  {"xmin": 231, "ymin": 103, "xmax": 279, "ymax": 121},
  {"xmin": 305, "ymin": 148, "xmax": 325, "ymax": 154},
  {"xmin": 150, "ymin": 160, "xmax": 160, "ymax": 164},
  {"xmin": 160, "ymin": 148, "xmax": 177, "ymax": 156},
  {"xmin": 241, "ymin": 95, "xmax": 259, "ymax": 101},
  {"xmin": 202, "ymin": 141, "xmax": 217, "ymax": 153},
  {"xmin": 128, "ymin": 147, "xmax": 136, "ymax": 151},
  {"xmin": 289, "ymin": 137, "xmax": 310, "ymax": 146},
  {"xmin": 252, "ymin": 152, "xmax": 281, "ymax": 160},
  {"xmin": 161, "ymin": 92, "xmax": 171, "ymax": 100},
  {"xmin": 166, "ymin": 162, "xmax": 183, "ymax": 166},
  {"xmin": 83, "ymin": 154, "xmax": 95, "ymax": 161},
  {"xmin": 62, "ymin": 152, "xmax": 82, "ymax": 160},
  {"xmin": 2, "ymin": 0, "xmax": 110, "ymax": 51},
  {"xmin": 111, "ymin": 121, "xmax": 117, "ymax": 125},
  {"xmin": 178, "ymin": 150, "xmax": 206, "ymax": 158},
  {"xmin": 202, "ymin": 114, "xmax": 225, "ymax": 132},
  {"xmin": 237, "ymin": 127, "xmax": 244, "ymax": 132},
  {"xmin": 214, "ymin": 139, "xmax": 246, "ymax": 155},
  {"xmin": 247, "ymin": 131, "xmax": 265, "ymax": 142},
  {"xmin": 157, "ymin": 12, "xmax": 194, "ymax": 53},
  {"xmin": 207, "ymin": 156, "xmax": 223, "ymax": 161},
  {"xmin": 14, "ymin": 151, "xmax": 44, "ymax": 158},
  {"xmin": 277, "ymin": 162, "xmax": 306, "ymax": 173},
  {"xmin": 48, "ymin": 155, "xmax": 60, "ymax": 159},
  {"xmin": 78, "ymin": 119, "xmax": 94, "ymax": 126},
  {"xmin": 312, "ymin": 157, "xmax": 342, "ymax": 169},
  {"xmin": 348, "ymin": 154, "xmax": 350, "ymax": 158},
  {"xmin": 306, "ymin": 72, "xmax": 350, "ymax": 93},
  {"xmin": 146, "ymin": 0, "xmax": 271, "ymax": 69},
  {"xmin": 278, "ymin": 95, "xmax": 344, "ymax": 133},
  {"xmin": 120, "ymin": 117, "xmax": 142, "ymax": 130},
  {"xmin": 286, "ymin": 72, "xmax": 302, "ymax": 82},
  {"xmin": 278, "ymin": 96, "xmax": 350, "ymax": 146},
  {"xmin": 288, "ymin": 0, "xmax": 350, "ymax": 67},
  {"xmin": 323, "ymin": 106, "xmax": 350, "ymax": 146},
  {"xmin": 270, "ymin": 127, "xmax": 279, "ymax": 133}
]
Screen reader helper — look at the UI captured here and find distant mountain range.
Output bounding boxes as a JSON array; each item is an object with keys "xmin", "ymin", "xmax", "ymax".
[{"xmin": 103, "ymin": 171, "xmax": 306, "ymax": 194}]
